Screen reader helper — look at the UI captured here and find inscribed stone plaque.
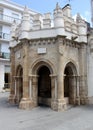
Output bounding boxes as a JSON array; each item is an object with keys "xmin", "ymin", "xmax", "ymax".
[{"xmin": 37, "ymin": 48, "xmax": 46, "ymax": 54}]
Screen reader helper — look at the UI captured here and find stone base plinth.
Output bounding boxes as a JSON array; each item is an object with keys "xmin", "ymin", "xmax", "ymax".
[
  {"xmin": 8, "ymin": 94, "xmax": 16, "ymax": 104},
  {"xmin": 51, "ymin": 99, "xmax": 67, "ymax": 111},
  {"xmin": 75, "ymin": 97, "xmax": 80, "ymax": 105},
  {"xmin": 86, "ymin": 97, "xmax": 93, "ymax": 105},
  {"xmin": 19, "ymin": 98, "xmax": 34, "ymax": 110},
  {"xmin": 80, "ymin": 97, "xmax": 88, "ymax": 105}
]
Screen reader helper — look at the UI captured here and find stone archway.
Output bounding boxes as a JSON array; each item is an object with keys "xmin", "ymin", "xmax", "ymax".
[
  {"xmin": 64, "ymin": 62, "xmax": 78, "ymax": 105},
  {"xmin": 16, "ymin": 65, "xmax": 23, "ymax": 103},
  {"xmin": 38, "ymin": 66, "xmax": 51, "ymax": 106},
  {"xmin": 31, "ymin": 60, "xmax": 56, "ymax": 108}
]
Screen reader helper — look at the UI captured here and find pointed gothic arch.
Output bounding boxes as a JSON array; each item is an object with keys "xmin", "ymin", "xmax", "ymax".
[
  {"xmin": 64, "ymin": 62, "xmax": 78, "ymax": 105},
  {"xmin": 16, "ymin": 65, "xmax": 23, "ymax": 103},
  {"xmin": 31, "ymin": 60, "xmax": 55, "ymax": 107}
]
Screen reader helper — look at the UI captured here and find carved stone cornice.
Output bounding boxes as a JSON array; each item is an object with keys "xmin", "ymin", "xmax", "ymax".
[{"xmin": 29, "ymin": 37, "xmax": 56, "ymax": 46}]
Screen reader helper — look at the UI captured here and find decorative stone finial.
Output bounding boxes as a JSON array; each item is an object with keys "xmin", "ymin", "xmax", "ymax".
[
  {"xmin": 76, "ymin": 13, "xmax": 82, "ymax": 20},
  {"xmin": 54, "ymin": 2, "xmax": 62, "ymax": 15},
  {"xmin": 24, "ymin": 5, "xmax": 29, "ymax": 12},
  {"xmin": 76, "ymin": 13, "xmax": 85, "ymax": 24},
  {"xmin": 56, "ymin": 2, "xmax": 61, "ymax": 10}
]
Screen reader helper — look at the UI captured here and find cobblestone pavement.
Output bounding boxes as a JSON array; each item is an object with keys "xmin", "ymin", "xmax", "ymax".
[{"xmin": 0, "ymin": 92, "xmax": 93, "ymax": 130}]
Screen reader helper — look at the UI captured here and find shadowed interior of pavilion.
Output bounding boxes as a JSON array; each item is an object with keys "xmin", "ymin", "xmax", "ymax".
[
  {"xmin": 64, "ymin": 62, "xmax": 78, "ymax": 105},
  {"xmin": 38, "ymin": 66, "xmax": 51, "ymax": 107}
]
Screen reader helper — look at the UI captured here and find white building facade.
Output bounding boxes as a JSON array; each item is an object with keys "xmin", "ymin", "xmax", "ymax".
[{"xmin": 0, "ymin": 0, "xmax": 37, "ymax": 91}]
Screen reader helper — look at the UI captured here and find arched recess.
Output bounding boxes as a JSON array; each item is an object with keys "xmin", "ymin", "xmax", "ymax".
[
  {"xmin": 64, "ymin": 62, "xmax": 78, "ymax": 105},
  {"xmin": 16, "ymin": 65, "xmax": 23, "ymax": 103},
  {"xmin": 31, "ymin": 60, "xmax": 55, "ymax": 107},
  {"xmin": 31, "ymin": 59, "xmax": 55, "ymax": 75}
]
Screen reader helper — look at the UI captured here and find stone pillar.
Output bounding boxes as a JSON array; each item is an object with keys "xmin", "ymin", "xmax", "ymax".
[
  {"xmin": 75, "ymin": 76, "xmax": 80, "ymax": 105},
  {"xmin": 50, "ymin": 75, "xmax": 58, "ymax": 110},
  {"xmin": 14, "ymin": 76, "xmax": 18, "ymax": 103},
  {"xmin": 55, "ymin": 56, "xmax": 65, "ymax": 111},
  {"xmin": 13, "ymin": 76, "xmax": 21, "ymax": 104},
  {"xmin": 79, "ymin": 44, "xmax": 88, "ymax": 104},
  {"xmin": 29, "ymin": 76, "xmax": 32, "ymax": 100},
  {"xmin": 9, "ymin": 48, "xmax": 16, "ymax": 104},
  {"xmin": 31, "ymin": 75, "xmax": 38, "ymax": 107},
  {"xmin": 19, "ymin": 42, "xmax": 33, "ymax": 110},
  {"xmin": 53, "ymin": 36, "xmax": 67, "ymax": 111},
  {"xmin": 57, "ymin": 72, "xmax": 66, "ymax": 111}
]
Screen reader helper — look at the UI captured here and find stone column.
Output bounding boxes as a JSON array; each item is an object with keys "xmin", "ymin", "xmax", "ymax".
[
  {"xmin": 50, "ymin": 75, "xmax": 58, "ymax": 110},
  {"xmin": 14, "ymin": 76, "xmax": 20, "ymax": 103},
  {"xmin": 9, "ymin": 48, "xmax": 16, "ymax": 104},
  {"xmin": 56, "ymin": 55, "xmax": 65, "ymax": 110},
  {"xmin": 75, "ymin": 76, "xmax": 80, "ymax": 105},
  {"xmin": 54, "ymin": 36, "xmax": 67, "ymax": 111},
  {"xmin": 15, "ymin": 77, "xmax": 17, "ymax": 96},
  {"xmin": 79, "ymin": 44, "xmax": 88, "ymax": 104},
  {"xmin": 19, "ymin": 42, "xmax": 33, "ymax": 110},
  {"xmin": 31, "ymin": 75, "xmax": 38, "ymax": 107},
  {"xmin": 29, "ymin": 76, "xmax": 32, "ymax": 99},
  {"xmin": 14, "ymin": 76, "xmax": 17, "ymax": 103}
]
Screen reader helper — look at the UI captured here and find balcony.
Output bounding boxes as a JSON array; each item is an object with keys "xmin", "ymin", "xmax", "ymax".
[
  {"xmin": 0, "ymin": 13, "xmax": 21, "ymax": 24},
  {"xmin": 0, "ymin": 32, "xmax": 10, "ymax": 40},
  {"xmin": 0, "ymin": 52, "xmax": 10, "ymax": 59}
]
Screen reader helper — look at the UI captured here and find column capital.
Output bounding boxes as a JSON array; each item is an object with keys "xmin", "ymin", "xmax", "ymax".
[
  {"xmin": 49, "ymin": 74, "xmax": 57, "ymax": 77},
  {"xmin": 13, "ymin": 76, "xmax": 22, "ymax": 79},
  {"xmin": 29, "ymin": 74, "xmax": 39, "ymax": 78}
]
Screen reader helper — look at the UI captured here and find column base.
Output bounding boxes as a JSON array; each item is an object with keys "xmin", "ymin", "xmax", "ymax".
[
  {"xmin": 80, "ymin": 97, "xmax": 88, "ymax": 105},
  {"xmin": 19, "ymin": 98, "xmax": 34, "ymax": 110},
  {"xmin": 8, "ymin": 94, "xmax": 16, "ymax": 104},
  {"xmin": 51, "ymin": 99, "xmax": 67, "ymax": 111},
  {"xmin": 75, "ymin": 97, "xmax": 80, "ymax": 105}
]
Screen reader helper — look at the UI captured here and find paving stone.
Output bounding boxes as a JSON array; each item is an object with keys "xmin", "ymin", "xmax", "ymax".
[{"xmin": 0, "ymin": 92, "xmax": 93, "ymax": 130}]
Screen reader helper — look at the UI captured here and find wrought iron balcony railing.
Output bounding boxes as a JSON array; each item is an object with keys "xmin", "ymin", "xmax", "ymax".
[
  {"xmin": 0, "ymin": 32, "xmax": 10, "ymax": 40},
  {"xmin": 0, "ymin": 52, "xmax": 10, "ymax": 59},
  {"xmin": 0, "ymin": 13, "xmax": 21, "ymax": 24}
]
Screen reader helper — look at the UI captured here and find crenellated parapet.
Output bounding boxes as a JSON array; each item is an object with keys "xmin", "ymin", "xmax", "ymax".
[
  {"xmin": 33, "ymin": 14, "xmax": 43, "ymax": 30},
  {"xmin": 10, "ymin": 3, "xmax": 87, "ymax": 47},
  {"xmin": 43, "ymin": 13, "xmax": 51, "ymax": 29},
  {"xmin": 76, "ymin": 13, "xmax": 87, "ymax": 42}
]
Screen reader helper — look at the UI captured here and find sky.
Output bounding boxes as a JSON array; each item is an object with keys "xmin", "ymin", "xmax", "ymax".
[{"xmin": 11, "ymin": 0, "xmax": 91, "ymax": 24}]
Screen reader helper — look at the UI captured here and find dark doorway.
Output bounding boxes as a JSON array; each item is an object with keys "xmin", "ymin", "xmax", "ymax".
[
  {"xmin": 4, "ymin": 73, "xmax": 10, "ymax": 89},
  {"xmin": 64, "ymin": 62, "xmax": 77, "ymax": 105},
  {"xmin": 64, "ymin": 66, "xmax": 73, "ymax": 97},
  {"xmin": 38, "ymin": 66, "xmax": 51, "ymax": 106}
]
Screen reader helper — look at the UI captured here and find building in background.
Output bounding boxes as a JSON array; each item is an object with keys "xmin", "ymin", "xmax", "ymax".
[{"xmin": 0, "ymin": 0, "xmax": 37, "ymax": 91}]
